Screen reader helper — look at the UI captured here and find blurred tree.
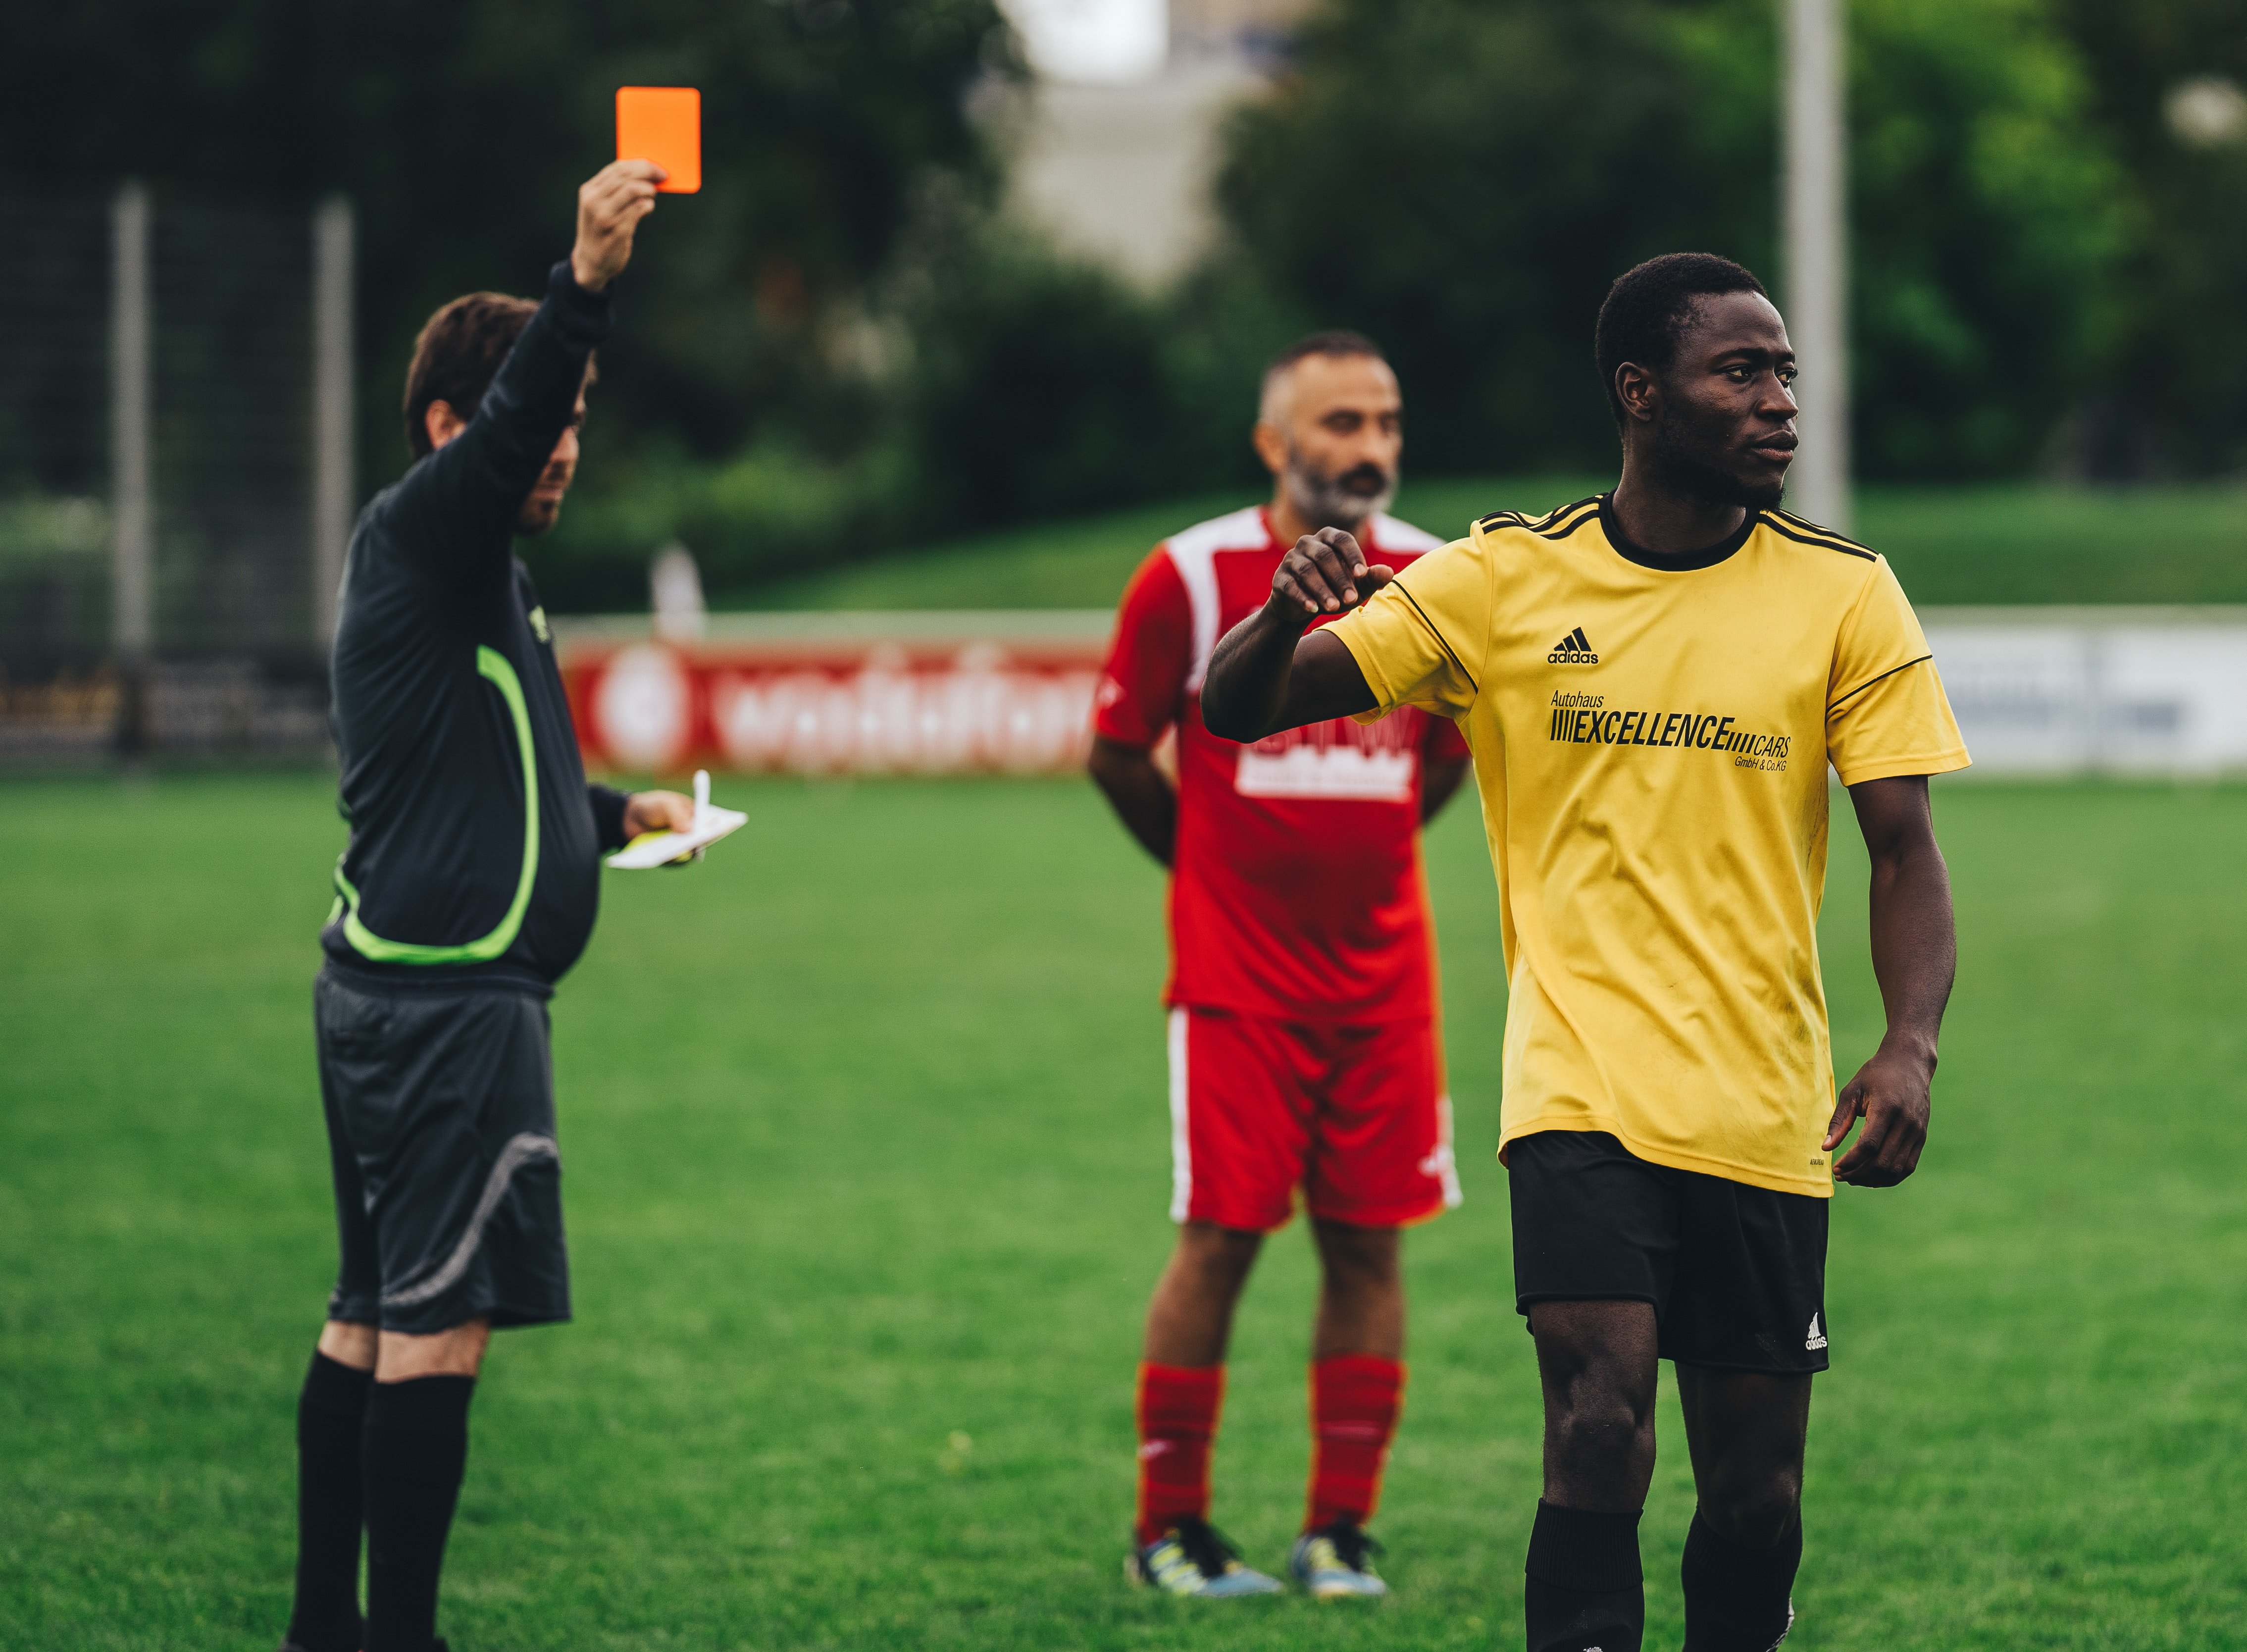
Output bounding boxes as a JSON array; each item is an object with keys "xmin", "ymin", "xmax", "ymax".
[
  {"xmin": 887, "ymin": 211, "xmax": 1297, "ymax": 530},
  {"xmin": 2055, "ymin": 0, "xmax": 2247, "ymax": 475},
  {"xmin": 0, "ymin": 0, "xmax": 1286, "ymax": 602},
  {"xmin": 1215, "ymin": 0, "xmax": 1775, "ymax": 476},
  {"xmin": 0, "ymin": 0, "xmax": 1013, "ymax": 495},
  {"xmin": 891, "ymin": 220, "xmax": 1179, "ymax": 528},
  {"xmin": 1214, "ymin": 0, "xmax": 2125, "ymax": 482},
  {"xmin": 536, "ymin": 204, "xmax": 1295, "ymax": 601},
  {"xmin": 1850, "ymin": 0, "xmax": 2127, "ymax": 479}
]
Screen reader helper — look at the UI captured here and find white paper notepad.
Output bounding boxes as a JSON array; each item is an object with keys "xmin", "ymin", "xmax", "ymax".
[{"xmin": 606, "ymin": 771, "xmax": 747, "ymax": 869}]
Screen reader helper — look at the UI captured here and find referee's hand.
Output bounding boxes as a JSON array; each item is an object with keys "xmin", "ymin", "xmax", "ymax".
[
  {"xmin": 622, "ymin": 789, "xmax": 695, "ymax": 839},
  {"xmin": 1269, "ymin": 528, "xmax": 1395, "ymax": 619},
  {"xmin": 571, "ymin": 160, "xmax": 666, "ymax": 293}
]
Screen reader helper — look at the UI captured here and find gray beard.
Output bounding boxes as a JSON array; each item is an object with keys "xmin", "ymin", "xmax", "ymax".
[{"xmin": 1283, "ymin": 452, "xmax": 1395, "ymax": 532}]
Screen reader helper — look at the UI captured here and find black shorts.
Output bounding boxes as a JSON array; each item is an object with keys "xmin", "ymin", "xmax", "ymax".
[
  {"xmin": 1509, "ymin": 1130, "xmax": 1829, "ymax": 1375},
  {"xmin": 315, "ymin": 967, "xmax": 570, "ymax": 1336}
]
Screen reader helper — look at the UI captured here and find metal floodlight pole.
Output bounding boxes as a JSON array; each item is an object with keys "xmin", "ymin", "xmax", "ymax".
[
  {"xmin": 1783, "ymin": 0, "xmax": 1850, "ymax": 532},
  {"xmin": 110, "ymin": 180, "xmax": 154, "ymax": 757},
  {"xmin": 311, "ymin": 196, "xmax": 356, "ymax": 650}
]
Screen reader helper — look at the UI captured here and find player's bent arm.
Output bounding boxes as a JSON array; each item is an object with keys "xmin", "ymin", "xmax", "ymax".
[
  {"xmin": 1087, "ymin": 736, "xmax": 1176, "ymax": 867},
  {"xmin": 1202, "ymin": 528, "xmax": 1387, "ymax": 742},
  {"xmin": 1826, "ymin": 774, "xmax": 1956, "ymax": 1188},
  {"xmin": 1421, "ymin": 754, "xmax": 1471, "ymax": 825},
  {"xmin": 1202, "ymin": 628, "xmax": 1376, "ymax": 743}
]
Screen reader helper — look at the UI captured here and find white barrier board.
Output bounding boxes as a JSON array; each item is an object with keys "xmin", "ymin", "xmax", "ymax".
[{"xmin": 1924, "ymin": 608, "xmax": 2247, "ymax": 776}]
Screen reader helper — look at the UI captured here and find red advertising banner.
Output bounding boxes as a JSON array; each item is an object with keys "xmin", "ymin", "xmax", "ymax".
[{"xmin": 557, "ymin": 612, "xmax": 1112, "ymax": 777}]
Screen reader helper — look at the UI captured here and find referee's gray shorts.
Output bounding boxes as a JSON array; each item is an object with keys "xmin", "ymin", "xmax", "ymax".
[{"xmin": 314, "ymin": 966, "xmax": 570, "ymax": 1336}]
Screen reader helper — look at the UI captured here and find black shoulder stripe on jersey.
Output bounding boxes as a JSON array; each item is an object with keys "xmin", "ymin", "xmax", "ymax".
[
  {"xmin": 1478, "ymin": 496, "xmax": 1598, "ymax": 537},
  {"xmin": 1761, "ymin": 514, "xmax": 1877, "ymax": 560},
  {"xmin": 1827, "ymin": 653, "xmax": 1933, "ymax": 715},
  {"xmin": 1397, "ymin": 585, "xmax": 1479, "ymax": 694},
  {"xmin": 1537, "ymin": 512, "xmax": 1598, "ymax": 541},
  {"xmin": 1543, "ymin": 493, "xmax": 1601, "ymax": 521},
  {"xmin": 1773, "ymin": 507, "xmax": 1875, "ymax": 553},
  {"xmin": 1535, "ymin": 498, "xmax": 1603, "ymax": 540},
  {"xmin": 1764, "ymin": 511, "xmax": 1878, "ymax": 559}
]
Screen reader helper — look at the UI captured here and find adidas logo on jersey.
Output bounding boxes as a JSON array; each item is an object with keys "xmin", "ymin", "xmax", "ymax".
[{"xmin": 1547, "ymin": 627, "xmax": 1599, "ymax": 665}]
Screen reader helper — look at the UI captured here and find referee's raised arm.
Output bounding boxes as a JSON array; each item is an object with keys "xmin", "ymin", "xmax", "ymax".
[
  {"xmin": 1200, "ymin": 527, "xmax": 1384, "ymax": 742},
  {"xmin": 400, "ymin": 158, "xmax": 667, "ymax": 564}
]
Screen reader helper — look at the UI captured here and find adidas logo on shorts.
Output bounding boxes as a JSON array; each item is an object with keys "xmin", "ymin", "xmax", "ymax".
[{"xmin": 1805, "ymin": 1313, "xmax": 1828, "ymax": 1351}]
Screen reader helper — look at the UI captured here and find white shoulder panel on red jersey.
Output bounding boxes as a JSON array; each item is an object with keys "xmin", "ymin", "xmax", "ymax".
[
  {"xmin": 1369, "ymin": 512, "xmax": 1444, "ymax": 552},
  {"xmin": 1162, "ymin": 506, "xmax": 1269, "ymax": 694}
]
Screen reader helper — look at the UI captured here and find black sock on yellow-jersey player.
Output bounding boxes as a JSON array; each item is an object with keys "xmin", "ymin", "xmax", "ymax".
[{"xmin": 1196, "ymin": 253, "xmax": 1968, "ymax": 1651}]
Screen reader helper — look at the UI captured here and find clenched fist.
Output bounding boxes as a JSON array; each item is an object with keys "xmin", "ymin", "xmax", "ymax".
[{"xmin": 1267, "ymin": 526, "xmax": 1396, "ymax": 620}]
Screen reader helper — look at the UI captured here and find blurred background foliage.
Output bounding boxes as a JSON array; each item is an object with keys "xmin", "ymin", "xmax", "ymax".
[
  {"xmin": 0, "ymin": 0, "xmax": 2241, "ymax": 608},
  {"xmin": 2057, "ymin": 0, "xmax": 2247, "ymax": 477}
]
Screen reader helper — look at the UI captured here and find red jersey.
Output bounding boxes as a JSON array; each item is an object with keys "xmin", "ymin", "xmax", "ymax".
[{"xmin": 1094, "ymin": 506, "xmax": 1469, "ymax": 1024}]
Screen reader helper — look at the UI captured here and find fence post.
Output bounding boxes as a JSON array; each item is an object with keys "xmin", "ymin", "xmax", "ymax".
[
  {"xmin": 311, "ymin": 196, "xmax": 355, "ymax": 651},
  {"xmin": 1783, "ymin": 0, "xmax": 1850, "ymax": 533},
  {"xmin": 110, "ymin": 180, "xmax": 153, "ymax": 758}
]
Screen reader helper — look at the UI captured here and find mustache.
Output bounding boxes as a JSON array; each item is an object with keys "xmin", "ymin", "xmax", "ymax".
[{"xmin": 1334, "ymin": 463, "xmax": 1393, "ymax": 493}]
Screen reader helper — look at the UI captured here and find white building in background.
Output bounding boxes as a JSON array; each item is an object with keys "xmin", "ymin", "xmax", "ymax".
[
  {"xmin": 1003, "ymin": 0, "xmax": 1171, "ymax": 83},
  {"xmin": 996, "ymin": 0, "xmax": 1311, "ymax": 284}
]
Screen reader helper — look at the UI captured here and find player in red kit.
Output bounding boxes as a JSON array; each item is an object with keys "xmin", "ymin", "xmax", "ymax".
[{"xmin": 1089, "ymin": 333, "xmax": 1471, "ymax": 1600}]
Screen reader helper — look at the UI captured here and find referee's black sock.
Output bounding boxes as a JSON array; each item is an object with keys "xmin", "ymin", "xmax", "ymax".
[
  {"xmin": 1681, "ymin": 1506, "xmax": 1801, "ymax": 1651},
  {"xmin": 1524, "ymin": 1499, "xmax": 1644, "ymax": 1652},
  {"xmin": 285, "ymin": 1351, "xmax": 373, "ymax": 1652},
  {"xmin": 363, "ymin": 1374, "xmax": 475, "ymax": 1652}
]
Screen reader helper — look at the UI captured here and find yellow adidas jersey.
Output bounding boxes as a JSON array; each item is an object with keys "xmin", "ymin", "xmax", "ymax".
[{"xmin": 1330, "ymin": 494, "xmax": 1969, "ymax": 1195}]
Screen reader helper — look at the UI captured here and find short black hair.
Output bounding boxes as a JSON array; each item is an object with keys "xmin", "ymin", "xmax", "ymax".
[
  {"xmin": 1593, "ymin": 254, "xmax": 1768, "ymax": 428},
  {"xmin": 1260, "ymin": 329, "xmax": 1387, "ymax": 419}
]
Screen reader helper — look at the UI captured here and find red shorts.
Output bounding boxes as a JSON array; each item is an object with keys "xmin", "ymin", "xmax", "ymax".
[{"xmin": 1166, "ymin": 1005, "xmax": 1461, "ymax": 1232}]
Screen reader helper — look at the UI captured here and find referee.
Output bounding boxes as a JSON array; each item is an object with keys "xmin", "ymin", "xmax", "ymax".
[
  {"xmin": 279, "ymin": 160, "xmax": 693, "ymax": 1652},
  {"xmin": 1202, "ymin": 254, "xmax": 1967, "ymax": 1650}
]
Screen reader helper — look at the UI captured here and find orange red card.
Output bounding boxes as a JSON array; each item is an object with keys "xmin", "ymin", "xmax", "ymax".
[{"xmin": 616, "ymin": 87, "xmax": 701, "ymax": 194}]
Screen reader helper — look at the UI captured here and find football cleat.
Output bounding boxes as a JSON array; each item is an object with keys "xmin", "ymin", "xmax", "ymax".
[
  {"xmin": 1290, "ymin": 1518, "xmax": 1389, "ymax": 1599},
  {"xmin": 1127, "ymin": 1516, "xmax": 1284, "ymax": 1597}
]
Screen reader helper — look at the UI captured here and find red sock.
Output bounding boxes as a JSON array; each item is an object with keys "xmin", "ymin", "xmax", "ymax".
[
  {"xmin": 1307, "ymin": 1354, "xmax": 1405, "ymax": 1531},
  {"xmin": 1135, "ymin": 1362, "xmax": 1224, "ymax": 1546}
]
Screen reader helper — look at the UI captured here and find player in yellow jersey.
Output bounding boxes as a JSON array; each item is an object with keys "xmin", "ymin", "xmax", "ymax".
[{"xmin": 1198, "ymin": 254, "xmax": 1967, "ymax": 1652}]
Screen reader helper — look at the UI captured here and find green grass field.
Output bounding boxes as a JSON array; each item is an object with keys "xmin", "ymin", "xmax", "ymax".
[
  {"xmin": 4, "ymin": 774, "xmax": 2247, "ymax": 1650},
  {"xmin": 751, "ymin": 479, "xmax": 2247, "ymax": 613}
]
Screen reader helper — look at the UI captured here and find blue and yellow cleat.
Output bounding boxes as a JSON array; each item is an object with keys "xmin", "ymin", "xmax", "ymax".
[
  {"xmin": 1289, "ymin": 1519, "xmax": 1389, "ymax": 1600},
  {"xmin": 1128, "ymin": 1517, "xmax": 1284, "ymax": 1598}
]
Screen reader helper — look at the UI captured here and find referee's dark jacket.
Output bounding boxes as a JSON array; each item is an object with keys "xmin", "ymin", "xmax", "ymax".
[{"xmin": 321, "ymin": 262, "xmax": 631, "ymax": 996}]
